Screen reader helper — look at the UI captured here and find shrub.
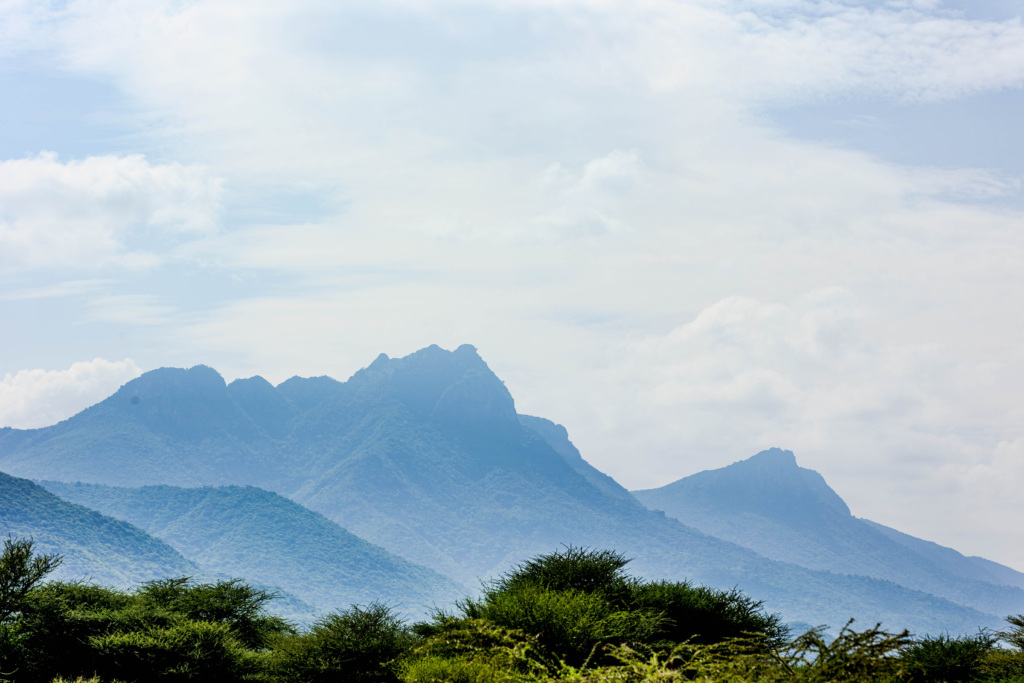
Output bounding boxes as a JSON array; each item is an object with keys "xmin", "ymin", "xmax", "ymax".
[
  {"xmin": 900, "ymin": 632, "xmax": 998, "ymax": 683},
  {"xmin": 628, "ymin": 580, "xmax": 788, "ymax": 649},
  {"xmin": 445, "ymin": 547, "xmax": 783, "ymax": 667},
  {"xmin": 8, "ymin": 582, "xmax": 139, "ymax": 682},
  {"xmin": 487, "ymin": 548, "xmax": 637, "ymax": 606},
  {"xmin": 460, "ymin": 586, "xmax": 661, "ymax": 667},
  {"xmin": 403, "ymin": 619, "xmax": 550, "ymax": 682},
  {"xmin": 982, "ymin": 614, "xmax": 1024, "ymax": 682},
  {"xmin": 89, "ymin": 618, "xmax": 259, "ymax": 682},
  {"xmin": 272, "ymin": 603, "xmax": 415, "ymax": 683},
  {"xmin": 138, "ymin": 577, "xmax": 291, "ymax": 649}
]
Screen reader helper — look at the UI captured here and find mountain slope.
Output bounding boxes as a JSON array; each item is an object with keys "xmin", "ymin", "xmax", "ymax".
[
  {"xmin": 631, "ymin": 448, "xmax": 1024, "ymax": 617},
  {"xmin": 39, "ymin": 481, "xmax": 466, "ymax": 618},
  {"xmin": 0, "ymin": 366, "xmax": 282, "ymax": 487},
  {"xmin": 0, "ymin": 470, "xmax": 196, "ymax": 586},
  {"xmin": 861, "ymin": 519, "xmax": 1024, "ymax": 592},
  {"xmin": 0, "ymin": 346, "xmax": 1008, "ymax": 634}
]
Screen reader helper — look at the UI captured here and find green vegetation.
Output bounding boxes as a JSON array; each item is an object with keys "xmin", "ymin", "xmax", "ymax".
[
  {"xmin": 6, "ymin": 541, "xmax": 1021, "ymax": 683},
  {"xmin": 447, "ymin": 547, "xmax": 787, "ymax": 667}
]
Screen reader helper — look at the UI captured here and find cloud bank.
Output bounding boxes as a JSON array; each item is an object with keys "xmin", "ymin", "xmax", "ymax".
[
  {"xmin": 0, "ymin": 152, "xmax": 222, "ymax": 270},
  {"xmin": 0, "ymin": 358, "xmax": 142, "ymax": 429},
  {"xmin": 1, "ymin": 0, "xmax": 1024, "ymax": 568}
]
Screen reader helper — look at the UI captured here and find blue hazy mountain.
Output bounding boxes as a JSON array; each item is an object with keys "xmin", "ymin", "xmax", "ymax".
[
  {"xmin": 0, "ymin": 469, "xmax": 196, "ymax": 586},
  {"xmin": 0, "ymin": 345, "xmax": 1008, "ymax": 634},
  {"xmin": 38, "ymin": 482, "xmax": 465, "ymax": 619},
  {"xmin": 0, "ymin": 365, "xmax": 279, "ymax": 487},
  {"xmin": 631, "ymin": 448, "xmax": 1024, "ymax": 617}
]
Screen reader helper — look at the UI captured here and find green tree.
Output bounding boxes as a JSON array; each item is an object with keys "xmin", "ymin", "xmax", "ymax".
[
  {"xmin": 433, "ymin": 546, "xmax": 784, "ymax": 669},
  {"xmin": 272, "ymin": 603, "xmax": 416, "ymax": 683},
  {"xmin": 0, "ymin": 537, "xmax": 61, "ymax": 623},
  {"xmin": 1, "ymin": 537, "xmax": 62, "ymax": 682}
]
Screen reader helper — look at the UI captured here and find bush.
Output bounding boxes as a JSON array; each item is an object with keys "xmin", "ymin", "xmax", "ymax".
[
  {"xmin": 629, "ymin": 580, "xmax": 788, "ymax": 649},
  {"xmin": 444, "ymin": 547, "xmax": 783, "ymax": 667},
  {"xmin": 89, "ymin": 618, "xmax": 260, "ymax": 682},
  {"xmin": 461, "ymin": 586, "xmax": 661, "ymax": 667},
  {"xmin": 403, "ymin": 619, "xmax": 551, "ymax": 682},
  {"xmin": 900, "ymin": 632, "xmax": 998, "ymax": 683},
  {"xmin": 982, "ymin": 614, "xmax": 1024, "ymax": 682},
  {"xmin": 272, "ymin": 603, "xmax": 415, "ymax": 683},
  {"xmin": 9, "ymin": 582, "xmax": 139, "ymax": 682},
  {"xmin": 487, "ymin": 548, "xmax": 637, "ymax": 606},
  {"xmin": 138, "ymin": 577, "xmax": 291, "ymax": 649}
]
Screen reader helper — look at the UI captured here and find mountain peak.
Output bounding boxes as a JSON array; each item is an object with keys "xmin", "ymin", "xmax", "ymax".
[
  {"xmin": 634, "ymin": 448, "xmax": 851, "ymax": 524},
  {"xmin": 94, "ymin": 364, "xmax": 259, "ymax": 445},
  {"xmin": 743, "ymin": 448, "xmax": 798, "ymax": 469},
  {"xmin": 348, "ymin": 344, "xmax": 518, "ymax": 427},
  {"xmin": 123, "ymin": 364, "xmax": 226, "ymax": 393}
]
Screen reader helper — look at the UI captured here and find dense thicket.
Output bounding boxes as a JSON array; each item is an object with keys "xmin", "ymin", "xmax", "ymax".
[{"xmin": 2, "ymin": 540, "xmax": 1023, "ymax": 683}]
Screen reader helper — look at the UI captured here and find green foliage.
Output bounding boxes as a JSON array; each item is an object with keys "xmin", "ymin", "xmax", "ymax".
[
  {"xmin": 461, "ymin": 586, "xmax": 661, "ymax": 667},
  {"xmin": 488, "ymin": 548, "xmax": 637, "ymax": 603},
  {"xmin": 0, "ymin": 538, "xmax": 1014, "ymax": 683},
  {"xmin": 1, "ymin": 537, "xmax": 63, "ymax": 682},
  {"xmin": 0, "ymin": 537, "xmax": 62, "ymax": 622},
  {"xmin": 403, "ymin": 619, "xmax": 552, "ymax": 683},
  {"xmin": 981, "ymin": 614, "xmax": 1024, "ymax": 682},
  {"xmin": 0, "ymin": 472, "xmax": 195, "ymax": 589},
  {"xmin": 1, "ymin": 540, "xmax": 289, "ymax": 683},
  {"xmin": 271, "ymin": 603, "xmax": 416, "ymax": 683},
  {"xmin": 629, "ymin": 580, "xmax": 788, "ymax": 648},
  {"xmin": 399, "ymin": 619, "xmax": 913, "ymax": 683},
  {"xmin": 138, "ymin": 577, "xmax": 291, "ymax": 649},
  {"xmin": 89, "ymin": 618, "xmax": 260, "ymax": 682},
  {"xmin": 900, "ymin": 632, "xmax": 998, "ymax": 683},
  {"xmin": 440, "ymin": 548, "xmax": 783, "ymax": 669}
]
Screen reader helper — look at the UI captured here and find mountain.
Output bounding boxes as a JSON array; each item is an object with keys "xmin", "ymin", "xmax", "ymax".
[
  {"xmin": 631, "ymin": 448, "xmax": 1024, "ymax": 618},
  {"xmin": 38, "ymin": 481, "xmax": 466, "ymax": 619},
  {"xmin": 0, "ymin": 470, "xmax": 196, "ymax": 586},
  {"xmin": 0, "ymin": 345, "xmax": 1008, "ymax": 634},
  {"xmin": 0, "ymin": 366, "xmax": 278, "ymax": 487}
]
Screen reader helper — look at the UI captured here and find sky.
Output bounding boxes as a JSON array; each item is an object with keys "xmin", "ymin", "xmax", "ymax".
[{"xmin": 2, "ymin": 0, "xmax": 1024, "ymax": 570}]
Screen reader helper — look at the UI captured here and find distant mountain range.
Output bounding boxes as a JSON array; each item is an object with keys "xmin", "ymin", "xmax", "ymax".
[
  {"xmin": 39, "ymin": 481, "xmax": 465, "ymax": 618},
  {"xmin": 631, "ymin": 448, "xmax": 1024, "ymax": 618},
  {"xmin": 0, "ymin": 344, "xmax": 1018, "ymax": 635}
]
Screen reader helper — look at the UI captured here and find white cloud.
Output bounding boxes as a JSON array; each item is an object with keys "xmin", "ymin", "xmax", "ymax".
[
  {"xmin": 2, "ymin": 0, "xmax": 1024, "ymax": 570},
  {"xmin": 0, "ymin": 152, "xmax": 223, "ymax": 270},
  {"xmin": 82, "ymin": 294, "xmax": 177, "ymax": 326},
  {"xmin": 0, "ymin": 358, "xmax": 142, "ymax": 429}
]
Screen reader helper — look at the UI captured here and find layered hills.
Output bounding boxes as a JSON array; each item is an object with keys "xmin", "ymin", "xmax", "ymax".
[
  {"xmin": 39, "ymin": 481, "xmax": 465, "ymax": 618},
  {"xmin": 0, "ymin": 344, "xmax": 1011, "ymax": 634},
  {"xmin": 631, "ymin": 448, "xmax": 1024, "ymax": 617},
  {"xmin": 0, "ymin": 470, "xmax": 196, "ymax": 586}
]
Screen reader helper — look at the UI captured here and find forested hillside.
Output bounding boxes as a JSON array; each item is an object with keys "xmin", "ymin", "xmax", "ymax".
[
  {"xmin": 40, "ymin": 481, "xmax": 466, "ymax": 618},
  {"xmin": 0, "ymin": 470, "xmax": 196, "ymax": 585}
]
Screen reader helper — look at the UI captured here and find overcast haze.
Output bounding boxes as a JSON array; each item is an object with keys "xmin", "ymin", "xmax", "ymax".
[{"xmin": 2, "ymin": 0, "xmax": 1024, "ymax": 570}]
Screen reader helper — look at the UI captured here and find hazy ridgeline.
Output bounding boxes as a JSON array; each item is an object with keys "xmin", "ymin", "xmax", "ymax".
[
  {"xmin": 2, "ymin": 344, "xmax": 1024, "ymax": 683},
  {"xmin": 4, "ymin": 540, "xmax": 1024, "ymax": 683}
]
